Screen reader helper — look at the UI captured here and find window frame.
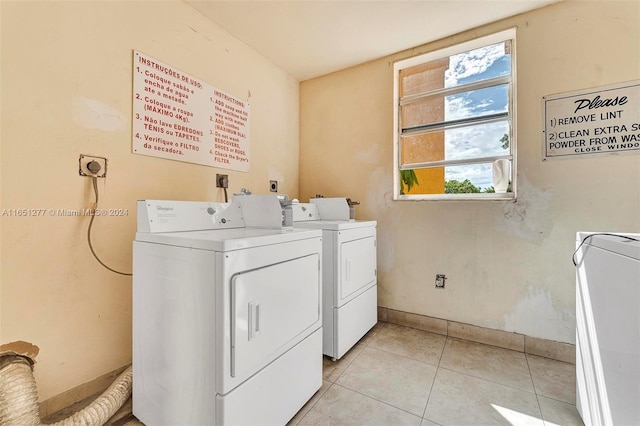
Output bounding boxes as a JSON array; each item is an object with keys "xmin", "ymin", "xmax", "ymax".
[{"xmin": 393, "ymin": 28, "xmax": 517, "ymax": 201}]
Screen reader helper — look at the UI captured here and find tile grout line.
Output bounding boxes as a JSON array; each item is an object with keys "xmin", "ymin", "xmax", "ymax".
[
  {"xmin": 290, "ymin": 381, "xmax": 335, "ymax": 426},
  {"xmin": 330, "ymin": 382, "xmax": 424, "ymax": 421},
  {"xmin": 324, "ymin": 322, "xmax": 385, "ymax": 383},
  {"xmin": 524, "ymin": 352, "xmax": 546, "ymax": 424},
  {"xmin": 421, "ymin": 333, "xmax": 449, "ymax": 422},
  {"xmin": 294, "ymin": 326, "xmax": 377, "ymax": 426},
  {"xmin": 336, "ymin": 321, "xmax": 442, "ymax": 422},
  {"xmin": 436, "ymin": 365, "xmax": 538, "ymax": 395},
  {"xmin": 370, "ymin": 323, "xmax": 447, "ymax": 366},
  {"xmin": 364, "ymin": 344, "xmax": 442, "ymax": 369},
  {"xmin": 436, "ymin": 338, "xmax": 537, "ymax": 395}
]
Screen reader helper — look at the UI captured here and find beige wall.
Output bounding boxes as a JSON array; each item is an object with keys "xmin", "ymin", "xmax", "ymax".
[
  {"xmin": 2, "ymin": 0, "xmax": 638, "ymax": 405},
  {"xmin": 300, "ymin": 1, "xmax": 640, "ymax": 344},
  {"xmin": 0, "ymin": 1, "xmax": 299, "ymax": 400}
]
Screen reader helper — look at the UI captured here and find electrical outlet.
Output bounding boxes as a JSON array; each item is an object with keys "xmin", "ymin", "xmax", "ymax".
[
  {"xmin": 216, "ymin": 174, "xmax": 229, "ymax": 188},
  {"xmin": 270, "ymin": 180, "xmax": 278, "ymax": 192},
  {"xmin": 79, "ymin": 154, "xmax": 107, "ymax": 177},
  {"xmin": 435, "ymin": 274, "xmax": 446, "ymax": 289}
]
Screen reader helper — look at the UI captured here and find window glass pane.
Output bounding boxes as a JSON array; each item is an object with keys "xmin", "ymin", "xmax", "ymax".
[
  {"xmin": 400, "ymin": 120, "xmax": 510, "ymax": 166},
  {"xmin": 400, "ymin": 41, "xmax": 511, "ymax": 98},
  {"xmin": 446, "ymin": 84, "xmax": 509, "ymax": 121},
  {"xmin": 400, "ymin": 168, "xmax": 444, "ymax": 195},
  {"xmin": 445, "ymin": 162, "xmax": 512, "ymax": 194},
  {"xmin": 401, "ymin": 84, "xmax": 509, "ymax": 130},
  {"xmin": 445, "ymin": 120, "xmax": 510, "ymax": 161},
  {"xmin": 400, "ymin": 58, "xmax": 450, "ymax": 97},
  {"xmin": 401, "ymin": 132, "xmax": 444, "ymax": 165},
  {"xmin": 401, "ymin": 97, "xmax": 445, "ymax": 130},
  {"xmin": 401, "ymin": 161, "xmax": 512, "ymax": 195},
  {"xmin": 445, "ymin": 41, "xmax": 511, "ymax": 89}
]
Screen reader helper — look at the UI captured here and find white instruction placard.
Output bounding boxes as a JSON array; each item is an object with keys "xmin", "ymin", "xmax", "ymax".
[
  {"xmin": 542, "ymin": 80, "xmax": 640, "ymax": 160},
  {"xmin": 132, "ymin": 50, "xmax": 250, "ymax": 171}
]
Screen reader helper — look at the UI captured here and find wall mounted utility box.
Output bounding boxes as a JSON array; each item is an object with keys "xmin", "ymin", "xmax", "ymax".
[{"xmin": 79, "ymin": 154, "xmax": 107, "ymax": 178}]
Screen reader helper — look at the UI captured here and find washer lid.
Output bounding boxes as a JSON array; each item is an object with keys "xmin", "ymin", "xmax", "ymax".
[
  {"xmin": 135, "ymin": 227, "xmax": 322, "ymax": 251},
  {"xmin": 580, "ymin": 233, "xmax": 640, "ymax": 261}
]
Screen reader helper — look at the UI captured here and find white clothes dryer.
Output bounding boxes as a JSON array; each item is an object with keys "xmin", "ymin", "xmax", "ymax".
[
  {"xmin": 575, "ymin": 232, "xmax": 640, "ymax": 426},
  {"xmin": 133, "ymin": 199, "xmax": 323, "ymax": 425},
  {"xmin": 293, "ymin": 198, "xmax": 377, "ymax": 360}
]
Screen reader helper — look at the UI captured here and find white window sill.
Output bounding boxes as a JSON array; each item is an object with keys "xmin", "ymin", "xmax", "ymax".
[{"xmin": 394, "ymin": 192, "xmax": 516, "ymax": 201}]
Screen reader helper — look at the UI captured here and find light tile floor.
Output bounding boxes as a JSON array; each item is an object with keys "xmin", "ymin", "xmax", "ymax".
[{"xmin": 288, "ymin": 321, "xmax": 584, "ymax": 426}]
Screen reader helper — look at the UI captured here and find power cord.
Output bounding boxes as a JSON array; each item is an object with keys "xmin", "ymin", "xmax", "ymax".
[
  {"xmin": 217, "ymin": 174, "xmax": 229, "ymax": 202},
  {"xmin": 572, "ymin": 232, "xmax": 640, "ymax": 266},
  {"xmin": 87, "ymin": 174, "xmax": 132, "ymax": 276}
]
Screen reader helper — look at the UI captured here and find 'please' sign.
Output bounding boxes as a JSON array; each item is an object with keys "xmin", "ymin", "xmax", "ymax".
[{"xmin": 542, "ymin": 80, "xmax": 640, "ymax": 160}]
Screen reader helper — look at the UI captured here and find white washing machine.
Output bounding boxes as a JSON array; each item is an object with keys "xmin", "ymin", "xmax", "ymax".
[
  {"xmin": 292, "ymin": 198, "xmax": 377, "ymax": 360},
  {"xmin": 575, "ymin": 232, "xmax": 640, "ymax": 426},
  {"xmin": 133, "ymin": 199, "xmax": 323, "ymax": 425}
]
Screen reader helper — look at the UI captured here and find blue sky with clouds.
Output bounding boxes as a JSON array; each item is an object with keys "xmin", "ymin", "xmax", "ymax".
[{"xmin": 443, "ymin": 42, "xmax": 511, "ymax": 190}]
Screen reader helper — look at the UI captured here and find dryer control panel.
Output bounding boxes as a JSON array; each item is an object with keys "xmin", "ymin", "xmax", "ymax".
[
  {"xmin": 292, "ymin": 203, "xmax": 321, "ymax": 222},
  {"xmin": 137, "ymin": 200, "xmax": 245, "ymax": 233}
]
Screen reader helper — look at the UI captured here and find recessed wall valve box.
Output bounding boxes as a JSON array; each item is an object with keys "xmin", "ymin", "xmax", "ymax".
[{"xmin": 435, "ymin": 274, "xmax": 446, "ymax": 289}]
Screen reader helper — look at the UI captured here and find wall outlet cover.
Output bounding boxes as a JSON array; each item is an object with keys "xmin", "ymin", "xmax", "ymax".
[{"xmin": 79, "ymin": 155, "xmax": 107, "ymax": 178}]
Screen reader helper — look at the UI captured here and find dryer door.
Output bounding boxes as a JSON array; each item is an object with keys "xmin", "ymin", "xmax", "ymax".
[
  {"xmin": 231, "ymin": 253, "xmax": 320, "ymax": 379},
  {"xmin": 338, "ymin": 230, "xmax": 377, "ymax": 304}
]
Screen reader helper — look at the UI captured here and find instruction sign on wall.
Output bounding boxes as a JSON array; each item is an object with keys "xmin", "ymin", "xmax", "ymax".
[
  {"xmin": 542, "ymin": 80, "xmax": 640, "ymax": 160},
  {"xmin": 132, "ymin": 50, "xmax": 250, "ymax": 171}
]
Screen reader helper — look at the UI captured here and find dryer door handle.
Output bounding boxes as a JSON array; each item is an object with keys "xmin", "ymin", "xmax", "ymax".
[
  {"xmin": 248, "ymin": 300, "xmax": 261, "ymax": 340},
  {"xmin": 344, "ymin": 259, "xmax": 351, "ymax": 282}
]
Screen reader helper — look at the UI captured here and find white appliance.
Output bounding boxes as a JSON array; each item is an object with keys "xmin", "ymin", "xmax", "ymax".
[
  {"xmin": 293, "ymin": 198, "xmax": 377, "ymax": 360},
  {"xmin": 575, "ymin": 232, "xmax": 640, "ymax": 426},
  {"xmin": 133, "ymin": 199, "xmax": 323, "ymax": 425}
]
